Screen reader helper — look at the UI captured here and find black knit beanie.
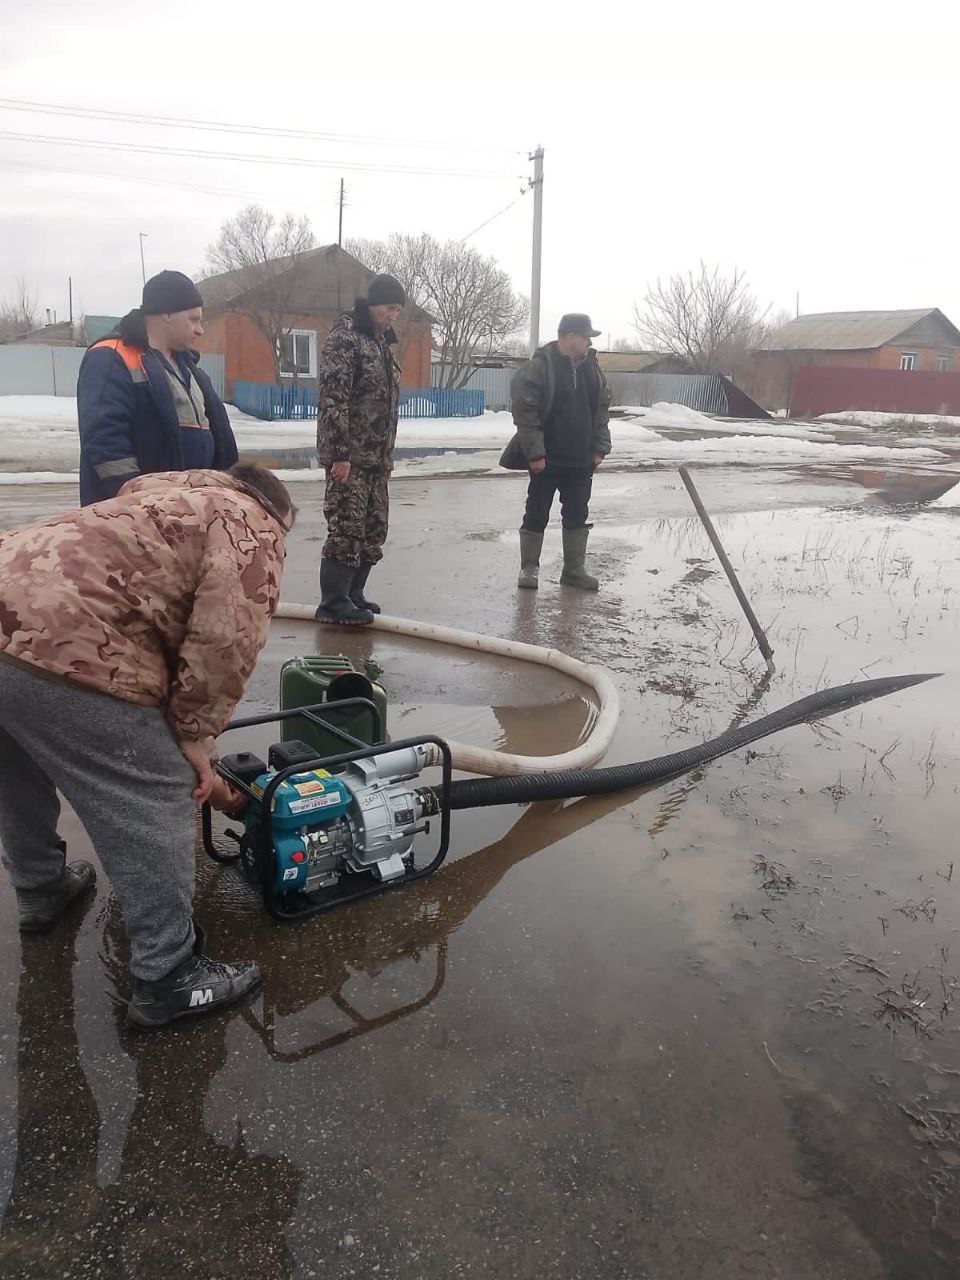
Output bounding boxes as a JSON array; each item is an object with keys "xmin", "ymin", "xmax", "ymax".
[
  {"xmin": 366, "ymin": 273, "xmax": 406, "ymax": 307},
  {"xmin": 141, "ymin": 270, "xmax": 205, "ymax": 316}
]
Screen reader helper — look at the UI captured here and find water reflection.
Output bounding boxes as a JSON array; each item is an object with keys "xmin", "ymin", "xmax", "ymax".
[
  {"xmin": 227, "ymin": 777, "xmax": 654, "ymax": 1064},
  {"xmin": 849, "ymin": 467, "xmax": 960, "ymax": 507},
  {"xmin": 1, "ymin": 902, "xmax": 300, "ymax": 1278},
  {"xmin": 648, "ymin": 670, "xmax": 772, "ymax": 836}
]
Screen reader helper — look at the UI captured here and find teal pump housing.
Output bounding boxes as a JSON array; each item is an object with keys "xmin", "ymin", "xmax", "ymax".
[{"xmin": 244, "ymin": 767, "xmax": 353, "ymax": 894}]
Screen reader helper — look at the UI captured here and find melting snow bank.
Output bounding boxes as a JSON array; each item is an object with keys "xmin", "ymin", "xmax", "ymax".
[
  {"xmin": 620, "ymin": 436, "xmax": 946, "ymax": 465},
  {"xmin": 0, "ymin": 395, "xmax": 950, "ymax": 481},
  {"xmin": 615, "ymin": 402, "xmax": 833, "ymax": 440},
  {"xmin": 0, "ymin": 471, "xmax": 79, "ymax": 485},
  {"xmin": 818, "ymin": 409, "xmax": 960, "ymax": 430}
]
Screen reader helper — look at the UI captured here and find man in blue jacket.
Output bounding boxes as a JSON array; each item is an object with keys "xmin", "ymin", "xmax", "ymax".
[{"xmin": 77, "ymin": 270, "xmax": 238, "ymax": 505}]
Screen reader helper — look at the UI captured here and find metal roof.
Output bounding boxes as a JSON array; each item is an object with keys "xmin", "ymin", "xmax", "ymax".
[
  {"xmin": 199, "ymin": 244, "xmax": 434, "ymax": 324},
  {"xmin": 595, "ymin": 350, "xmax": 665, "ymax": 373},
  {"xmin": 758, "ymin": 308, "xmax": 958, "ymax": 351}
]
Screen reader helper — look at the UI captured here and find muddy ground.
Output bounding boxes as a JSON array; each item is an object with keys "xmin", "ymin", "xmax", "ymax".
[{"xmin": 1, "ymin": 458, "xmax": 959, "ymax": 1278}]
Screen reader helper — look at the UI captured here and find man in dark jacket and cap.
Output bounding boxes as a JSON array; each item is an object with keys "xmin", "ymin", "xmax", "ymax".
[
  {"xmin": 314, "ymin": 272, "xmax": 406, "ymax": 625},
  {"xmin": 76, "ymin": 270, "xmax": 238, "ymax": 506},
  {"xmin": 502, "ymin": 313, "xmax": 612, "ymax": 591}
]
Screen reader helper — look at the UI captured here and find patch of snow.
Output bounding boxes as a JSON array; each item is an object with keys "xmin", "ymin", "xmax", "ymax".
[
  {"xmin": 818, "ymin": 410, "xmax": 960, "ymax": 430},
  {"xmin": 0, "ymin": 395, "xmax": 948, "ymax": 482},
  {"xmin": 0, "ymin": 471, "xmax": 79, "ymax": 484},
  {"xmin": 397, "ymin": 410, "xmax": 515, "ymax": 447},
  {"xmin": 0, "ymin": 395, "xmax": 80, "ymax": 425},
  {"xmin": 616, "ymin": 402, "xmax": 832, "ymax": 440},
  {"xmin": 270, "ymin": 469, "xmax": 322, "ymax": 482},
  {"xmin": 897, "ymin": 435, "xmax": 960, "ymax": 449},
  {"xmin": 620, "ymin": 436, "xmax": 946, "ymax": 466}
]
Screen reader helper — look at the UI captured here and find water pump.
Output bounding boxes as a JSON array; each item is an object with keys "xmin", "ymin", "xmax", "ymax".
[{"xmin": 201, "ymin": 699, "xmax": 451, "ymax": 921}]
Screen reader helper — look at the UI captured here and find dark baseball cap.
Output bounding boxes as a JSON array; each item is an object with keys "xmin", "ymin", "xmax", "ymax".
[{"xmin": 558, "ymin": 313, "xmax": 601, "ymax": 337}]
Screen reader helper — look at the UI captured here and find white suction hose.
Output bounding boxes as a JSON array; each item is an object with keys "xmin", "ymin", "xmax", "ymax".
[{"xmin": 273, "ymin": 604, "xmax": 621, "ymax": 778}]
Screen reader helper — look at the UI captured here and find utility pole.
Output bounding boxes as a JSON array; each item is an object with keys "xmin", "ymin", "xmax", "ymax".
[
  {"xmin": 529, "ymin": 145, "xmax": 544, "ymax": 352},
  {"xmin": 68, "ymin": 276, "xmax": 73, "ymax": 325},
  {"xmin": 139, "ymin": 233, "xmax": 148, "ymax": 285},
  {"xmin": 338, "ymin": 179, "xmax": 345, "ymax": 247}
]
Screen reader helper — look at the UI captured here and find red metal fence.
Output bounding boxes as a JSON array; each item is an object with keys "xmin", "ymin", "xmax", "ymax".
[{"xmin": 790, "ymin": 367, "xmax": 960, "ymax": 417}]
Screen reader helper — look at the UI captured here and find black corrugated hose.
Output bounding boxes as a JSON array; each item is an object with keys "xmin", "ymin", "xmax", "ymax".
[{"xmin": 428, "ymin": 674, "xmax": 938, "ymax": 811}]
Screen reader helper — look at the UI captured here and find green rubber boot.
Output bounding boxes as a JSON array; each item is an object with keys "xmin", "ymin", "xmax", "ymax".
[
  {"xmin": 315, "ymin": 559, "xmax": 374, "ymax": 626},
  {"xmin": 559, "ymin": 526, "xmax": 599, "ymax": 591},
  {"xmin": 517, "ymin": 529, "xmax": 543, "ymax": 590}
]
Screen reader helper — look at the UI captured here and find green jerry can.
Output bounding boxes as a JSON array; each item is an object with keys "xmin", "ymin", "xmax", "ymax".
[{"xmin": 279, "ymin": 656, "xmax": 388, "ymax": 759}]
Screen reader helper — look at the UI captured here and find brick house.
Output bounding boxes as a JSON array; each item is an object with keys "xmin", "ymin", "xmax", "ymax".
[
  {"xmin": 195, "ymin": 244, "xmax": 433, "ymax": 399},
  {"xmin": 741, "ymin": 309, "xmax": 960, "ymax": 413}
]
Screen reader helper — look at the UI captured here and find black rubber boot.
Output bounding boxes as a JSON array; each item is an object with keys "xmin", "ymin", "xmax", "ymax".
[
  {"xmin": 350, "ymin": 562, "xmax": 381, "ymax": 614},
  {"xmin": 126, "ymin": 928, "xmax": 261, "ymax": 1029},
  {"xmin": 517, "ymin": 529, "xmax": 543, "ymax": 590},
  {"xmin": 559, "ymin": 526, "xmax": 599, "ymax": 591},
  {"xmin": 16, "ymin": 854, "xmax": 96, "ymax": 934},
  {"xmin": 315, "ymin": 559, "xmax": 374, "ymax": 626}
]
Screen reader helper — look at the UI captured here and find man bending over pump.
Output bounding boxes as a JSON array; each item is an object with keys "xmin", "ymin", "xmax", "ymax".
[{"xmin": 0, "ymin": 464, "xmax": 294, "ymax": 1029}]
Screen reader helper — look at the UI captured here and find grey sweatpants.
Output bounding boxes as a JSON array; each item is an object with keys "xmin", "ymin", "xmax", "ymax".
[{"xmin": 0, "ymin": 659, "xmax": 197, "ymax": 981}]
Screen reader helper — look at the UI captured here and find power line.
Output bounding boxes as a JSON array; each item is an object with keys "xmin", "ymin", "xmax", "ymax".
[
  {"xmin": 0, "ymin": 129, "xmax": 525, "ymax": 180},
  {"xmin": 0, "ymin": 98, "xmax": 523, "ymax": 157},
  {"xmin": 0, "ymin": 155, "xmax": 343, "ymax": 205},
  {"xmin": 460, "ymin": 188, "xmax": 529, "ymax": 242}
]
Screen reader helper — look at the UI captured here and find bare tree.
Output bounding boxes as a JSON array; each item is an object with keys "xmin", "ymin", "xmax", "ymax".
[
  {"xmin": 750, "ymin": 307, "xmax": 793, "ymax": 349},
  {"xmin": 633, "ymin": 262, "xmax": 767, "ymax": 374},
  {"xmin": 498, "ymin": 336, "xmax": 531, "ymax": 357},
  {"xmin": 347, "ymin": 233, "xmax": 527, "ymax": 388},
  {"xmin": 206, "ymin": 205, "xmax": 316, "ymax": 380},
  {"xmin": 611, "ymin": 336, "xmax": 647, "ymax": 353},
  {"xmin": 0, "ymin": 277, "xmax": 39, "ymax": 341}
]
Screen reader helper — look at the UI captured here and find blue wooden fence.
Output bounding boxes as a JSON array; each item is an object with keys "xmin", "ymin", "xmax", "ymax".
[
  {"xmin": 399, "ymin": 388, "xmax": 484, "ymax": 418},
  {"xmin": 232, "ymin": 381, "xmax": 484, "ymax": 422}
]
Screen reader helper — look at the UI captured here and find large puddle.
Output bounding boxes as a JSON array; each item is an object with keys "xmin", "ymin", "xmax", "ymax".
[{"xmin": 2, "ymin": 472, "xmax": 960, "ymax": 1276}]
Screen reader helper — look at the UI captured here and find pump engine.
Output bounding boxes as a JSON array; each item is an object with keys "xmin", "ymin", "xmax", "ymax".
[
  {"xmin": 220, "ymin": 739, "xmax": 438, "ymax": 895},
  {"xmin": 203, "ymin": 707, "xmax": 452, "ymax": 922}
]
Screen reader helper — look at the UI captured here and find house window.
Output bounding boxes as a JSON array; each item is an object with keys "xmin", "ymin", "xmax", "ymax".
[
  {"xmin": 899, "ymin": 352, "xmax": 918, "ymax": 371},
  {"xmin": 936, "ymin": 353, "xmax": 952, "ymax": 372},
  {"xmin": 278, "ymin": 329, "xmax": 317, "ymax": 378}
]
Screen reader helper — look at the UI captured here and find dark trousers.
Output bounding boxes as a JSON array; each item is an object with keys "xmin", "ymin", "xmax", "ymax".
[{"xmin": 521, "ymin": 464, "xmax": 593, "ymax": 533}]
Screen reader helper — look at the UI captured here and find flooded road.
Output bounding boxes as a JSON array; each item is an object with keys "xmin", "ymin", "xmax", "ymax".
[{"xmin": 1, "ymin": 462, "xmax": 959, "ymax": 1277}]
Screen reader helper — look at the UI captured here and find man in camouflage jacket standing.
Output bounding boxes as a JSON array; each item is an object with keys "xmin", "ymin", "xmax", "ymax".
[
  {"xmin": 315, "ymin": 274, "xmax": 405, "ymax": 625},
  {"xmin": 0, "ymin": 464, "xmax": 294, "ymax": 1028}
]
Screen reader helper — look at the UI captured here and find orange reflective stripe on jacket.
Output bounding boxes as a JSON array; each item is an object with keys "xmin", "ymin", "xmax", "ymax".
[{"xmin": 90, "ymin": 338, "xmax": 148, "ymax": 382}]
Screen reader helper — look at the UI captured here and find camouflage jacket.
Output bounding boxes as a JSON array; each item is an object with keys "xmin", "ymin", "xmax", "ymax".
[
  {"xmin": 0, "ymin": 471, "xmax": 286, "ymax": 743},
  {"xmin": 316, "ymin": 299, "xmax": 401, "ymax": 471}
]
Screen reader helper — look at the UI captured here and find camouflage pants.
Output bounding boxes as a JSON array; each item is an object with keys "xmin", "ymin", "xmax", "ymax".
[{"xmin": 322, "ymin": 466, "xmax": 390, "ymax": 568}]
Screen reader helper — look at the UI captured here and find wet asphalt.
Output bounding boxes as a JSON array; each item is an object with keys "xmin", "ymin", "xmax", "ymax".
[{"xmin": 1, "ymin": 460, "xmax": 960, "ymax": 1278}]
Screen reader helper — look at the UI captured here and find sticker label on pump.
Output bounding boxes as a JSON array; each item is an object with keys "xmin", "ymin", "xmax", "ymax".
[
  {"xmin": 288, "ymin": 793, "xmax": 343, "ymax": 816},
  {"xmin": 290, "ymin": 770, "xmax": 331, "ymax": 786},
  {"xmin": 292, "ymin": 778, "xmax": 329, "ymax": 797}
]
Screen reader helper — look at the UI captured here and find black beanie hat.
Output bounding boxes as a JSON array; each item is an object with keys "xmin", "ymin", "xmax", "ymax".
[
  {"xmin": 141, "ymin": 270, "xmax": 204, "ymax": 316},
  {"xmin": 366, "ymin": 273, "xmax": 406, "ymax": 307}
]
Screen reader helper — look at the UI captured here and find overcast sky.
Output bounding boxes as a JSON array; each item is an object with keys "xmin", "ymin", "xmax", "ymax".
[{"xmin": 0, "ymin": 0, "xmax": 956, "ymax": 346}]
